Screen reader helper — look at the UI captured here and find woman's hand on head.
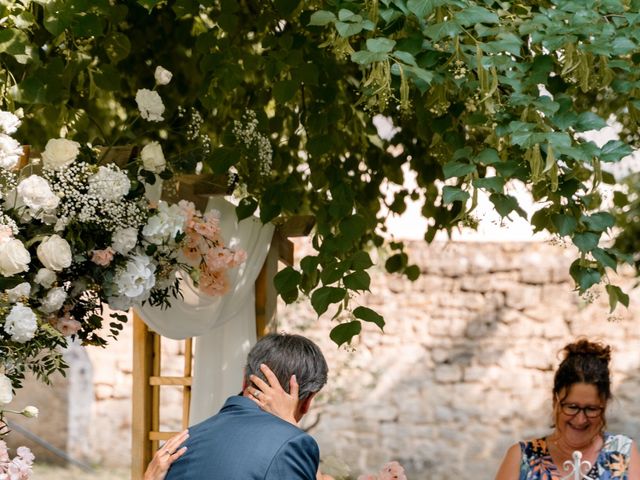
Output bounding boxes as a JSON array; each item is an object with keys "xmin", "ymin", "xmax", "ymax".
[
  {"xmin": 143, "ymin": 429, "xmax": 189, "ymax": 480},
  {"xmin": 245, "ymin": 363, "xmax": 299, "ymax": 425}
]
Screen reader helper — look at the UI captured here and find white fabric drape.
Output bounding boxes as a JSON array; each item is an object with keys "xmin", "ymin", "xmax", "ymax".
[{"xmin": 136, "ymin": 196, "xmax": 274, "ymax": 424}]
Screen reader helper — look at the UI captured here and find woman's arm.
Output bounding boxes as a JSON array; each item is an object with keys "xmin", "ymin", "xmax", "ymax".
[
  {"xmin": 143, "ymin": 429, "xmax": 189, "ymax": 480},
  {"xmin": 245, "ymin": 363, "xmax": 299, "ymax": 425},
  {"xmin": 628, "ymin": 440, "xmax": 640, "ymax": 480},
  {"xmin": 495, "ymin": 443, "xmax": 521, "ymax": 480}
]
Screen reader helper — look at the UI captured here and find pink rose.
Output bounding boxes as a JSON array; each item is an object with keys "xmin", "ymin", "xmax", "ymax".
[
  {"xmin": 199, "ymin": 268, "xmax": 229, "ymax": 296},
  {"xmin": 91, "ymin": 247, "xmax": 115, "ymax": 266},
  {"xmin": 56, "ymin": 316, "xmax": 82, "ymax": 336},
  {"xmin": 379, "ymin": 461, "xmax": 407, "ymax": 480}
]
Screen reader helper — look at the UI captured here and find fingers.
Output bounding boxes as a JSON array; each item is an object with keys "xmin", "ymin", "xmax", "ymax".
[
  {"xmin": 165, "ymin": 429, "xmax": 189, "ymax": 450},
  {"xmin": 289, "ymin": 374, "xmax": 299, "ymax": 399},
  {"xmin": 249, "ymin": 373, "xmax": 271, "ymax": 394},
  {"xmin": 171, "ymin": 446, "xmax": 187, "ymax": 460},
  {"xmin": 259, "ymin": 363, "xmax": 284, "ymax": 391}
]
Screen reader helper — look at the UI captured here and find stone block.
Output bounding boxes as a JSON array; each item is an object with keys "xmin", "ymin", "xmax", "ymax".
[
  {"xmin": 434, "ymin": 364, "xmax": 463, "ymax": 383},
  {"xmin": 506, "ymin": 285, "xmax": 542, "ymax": 310}
]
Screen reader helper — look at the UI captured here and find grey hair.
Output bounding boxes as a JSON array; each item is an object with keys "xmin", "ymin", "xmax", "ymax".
[{"xmin": 245, "ymin": 333, "xmax": 328, "ymax": 400}]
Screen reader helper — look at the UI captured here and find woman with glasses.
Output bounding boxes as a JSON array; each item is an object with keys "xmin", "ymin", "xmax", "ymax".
[{"xmin": 495, "ymin": 339, "xmax": 640, "ymax": 479}]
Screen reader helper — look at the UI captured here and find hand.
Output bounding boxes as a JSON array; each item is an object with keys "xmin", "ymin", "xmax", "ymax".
[
  {"xmin": 246, "ymin": 363, "xmax": 299, "ymax": 425},
  {"xmin": 143, "ymin": 429, "xmax": 189, "ymax": 480}
]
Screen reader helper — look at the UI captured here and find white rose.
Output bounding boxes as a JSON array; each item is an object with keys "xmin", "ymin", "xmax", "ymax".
[
  {"xmin": 41, "ymin": 138, "xmax": 80, "ymax": 170},
  {"xmin": 135, "ymin": 89, "xmax": 165, "ymax": 122},
  {"xmin": 4, "ymin": 303, "xmax": 38, "ymax": 343},
  {"xmin": 16, "ymin": 175, "xmax": 60, "ymax": 212},
  {"xmin": 142, "ymin": 201, "xmax": 185, "ymax": 245},
  {"xmin": 111, "ymin": 227, "xmax": 138, "ymax": 255},
  {"xmin": 6, "ymin": 282, "xmax": 31, "ymax": 303},
  {"xmin": 0, "ymin": 238, "xmax": 31, "ymax": 277},
  {"xmin": 35, "ymin": 268, "xmax": 56, "ymax": 288},
  {"xmin": 154, "ymin": 66, "xmax": 173, "ymax": 86},
  {"xmin": 140, "ymin": 142, "xmax": 166, "ymax": 173},
  {"xmin": 87, "ymin": 165, "xmax": 130, "ymax": 201},
  {"xmin": 37, "ymin": 235, "xmax": 72, "ymax": 272},
  {"xmin": 22, "ymin": 405, "xmax": 38, "ymax": 418},
  {"xmin": 39, "ymin": 287, "xmax": 67, "ymax": 314},
  {"xmin": 0, "ymin": 374, "xmax": 13, "ymax": 404},
  {"xmin": 0, "ymin": 111, "xmax": 21, "ymax": 135},
  {"xmin": 114, "ymin": 254, "xmax": 156, "ymax": 299},
  {"xmin": 0, "ymin": 133, "xmax": 23, "ymax": 170}
]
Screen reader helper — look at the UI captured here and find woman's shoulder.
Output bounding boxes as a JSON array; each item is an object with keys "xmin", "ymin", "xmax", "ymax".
[{"xmin": 519, "ymin": 437, "xmax": 550, "ymax": 458}]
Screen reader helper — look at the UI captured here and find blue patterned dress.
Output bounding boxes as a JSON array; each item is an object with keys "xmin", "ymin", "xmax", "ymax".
[{"xmin": 518, "ymin": 433, "xmax": 633, "ymax": 479}]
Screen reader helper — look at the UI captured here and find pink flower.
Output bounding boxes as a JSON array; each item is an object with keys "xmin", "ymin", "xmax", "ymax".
[
  {"xmin": 178, "ymin": 200, "xmax": 197, "ymax": 226},
  {"xmin": 199, "ymin": 268, "xmax": 229, "ymax": 296},
  {"xmin": 0, "ymin": 226, "xmax": 13, "ymax": 243},
  {"xmin": 91, "ymin": 247, "xmax": 115, "ymax": 266},
  {"xmin": 193, "ymin": 213, "xmax": 220, "ymax": 241},
  {"xmin": 56, "ymin": 316, "xmax": 82, "ymax": 336},
  {"xmin": 379, "ymin": 461, "xmax": 407, "ymax": 480},
  {"xmin": 16, "ymin": 447, "xmax": 34, "ymax": 465},
  {"xmin": 357, "ymin": 476, "xmax": 377, "ymax": 480}
]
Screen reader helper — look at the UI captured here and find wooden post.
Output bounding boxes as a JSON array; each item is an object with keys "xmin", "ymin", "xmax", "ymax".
[{"xmin": 131, "ymin": 313, "xmax": 154, "ymax": 480}]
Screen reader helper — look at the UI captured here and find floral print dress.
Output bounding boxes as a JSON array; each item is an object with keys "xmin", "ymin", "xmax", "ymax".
[{"xmin": 519, "ymin": 433, "xmax": 632, "ymax": 479}]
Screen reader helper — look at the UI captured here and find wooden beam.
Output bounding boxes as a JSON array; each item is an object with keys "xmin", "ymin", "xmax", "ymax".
[
  {"xmin": 131, "ymin": 313, "xmax": 154, "ymax": 480},
  {"xmin": 149, "ymin": 376, "xmax": 193, "ymax": 386},
  {"xmin": 275, "ymin": 215, "xmax": 315, "ymax": 238},
  {"xmin": 255, "ymin": 241, "xmax": 280, "ymax": 338}
]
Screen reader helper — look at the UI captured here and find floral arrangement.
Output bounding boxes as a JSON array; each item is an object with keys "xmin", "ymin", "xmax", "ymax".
[
  {"xmin": 0, "ymin": 66, "xmax": 246, "ymax": 393},
  {"xmin": 0, "ymin": 441, "xmax": 34, "ymax": 480},
  {"xmin": 357, "ymin": 461, "xmax": 407, "ymax": 480}
]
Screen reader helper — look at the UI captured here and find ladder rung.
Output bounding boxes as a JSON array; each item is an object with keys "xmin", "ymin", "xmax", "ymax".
[
  {"xmin": 149, "ymin": 431, "xmax": 180, "ymax": 441},
  {"xmin": 149, "ymin": 376, "xmax": 193, "ymax": 386}
]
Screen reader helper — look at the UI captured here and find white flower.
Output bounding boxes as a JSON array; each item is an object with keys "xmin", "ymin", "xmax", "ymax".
[
  {"xmin": 4, "ymin": 303, "xmax": 38, "ymax": 343},
  {"xmin": 16, "ymin": 175, "xmax": 60, "ymax": 213},
  {"xmin": 0, "ymin": 133, "xmax": 23, "ymax": 170},
  {"xmin": 6, "ymin": 282, "xmax": 31, "ymax": 303},
  {"xmin": 135, "ymin": 89, "xmax": 165, "ymax": 122},
  {"xmin": 0, "ymin": 238, "xmax": 30, "ymax": 277},
  {"xmin": 0, "ymin": 374, "xmax": 13, "ymax": 404},
  {"xmin": 37, "ymin": 235, "xmax": 72, "ymax": 272},
  {"xmin": 88, "ymin": 166, "xmax": 131, "ymax": 201},
  {"xmin": 0, "ymin": 111, "xmax": 21, "ymax": 135},
  {"xmin": 112, "ymin": 254, "xmax": 156, "ymax": 302},
  {"xmin": 154, "ymin": 66, "xmax": 173, "ymax": 85},
  {"xmin": 39, "ymin": 287, "xmax": 67, "ymax": 314},
  {"xmin": 34, "ymin": 268, "xmax": 56, "ymax": 288},
  {"xmin": 41, "ymin": 138, "xmax": 80, "ymax": 170},
  {"xmin": 142, "ymin": 201, "xmax": 185, "ymax": 245},
  {"xmin": 21, "ymin": 405, "xmax": 38, "ymax": 418},
  {"xmin": 140, "ymin": 142, "xmax": 166, "ymax": 173},
  {"xmin": 112, "ymin": 227, "xmax": 138, "ymax": 255}
]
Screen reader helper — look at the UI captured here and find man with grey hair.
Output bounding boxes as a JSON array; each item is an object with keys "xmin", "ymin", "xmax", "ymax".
[{"xmin": 164, "ymin": 333, "xmax": 329, "ymax": 480}]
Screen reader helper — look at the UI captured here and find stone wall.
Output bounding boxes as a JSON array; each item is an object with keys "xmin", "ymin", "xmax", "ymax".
[{"xmin": 9, "ymin": 241, "xmax": 640, "ymax": 479}]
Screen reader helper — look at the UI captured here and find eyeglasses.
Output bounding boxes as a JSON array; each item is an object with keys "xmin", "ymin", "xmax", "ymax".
[{"xmin": 560, "ymin": 403, "xmax": 604, "ymax": 418}]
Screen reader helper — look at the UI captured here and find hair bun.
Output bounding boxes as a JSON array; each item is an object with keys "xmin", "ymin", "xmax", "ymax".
[{"xmin": 563, "ymin": 339, "xmax": 612, "ymax": 363}]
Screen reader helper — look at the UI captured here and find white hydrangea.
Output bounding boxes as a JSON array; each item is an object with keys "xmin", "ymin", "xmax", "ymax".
[
  {"xmin": 140, "ymin": 142, "xmax": 166, "ymax": 173},
  {"xmin": 88, "ymin": 165, "xmax": 131, "ymax": 201},
  {"xmin": 34, "ymin": 268, "xmax": 56, "ymax": 288},
  {"xmin": 0, "ymin": 111, "xmax": 21, "ymax": 135},
  {"xmin": 0, "ymin": 238, "xmax": 31, "ymax": 277},
  {"xmin": 142, "ymin": 201, "xmax": 185, "ymax": 245},
  {"xmin": 0, "ymin": 374, "xmax": 13, "ymax": 404},
  {"xmin": 109, "ymin": 254, "xmax": 156, "ymax": 310},
  {"xmin": 111, "ymin": 226, "xmax": 139, "ymax": 255},
  {"xmin": 15, "ymin": 175, "xmax": 60, "ymax": 214},
  {"xmin": 39, "ymin": 287, "xmax": 67, "ymax": 314},
  {"xmin": 4, "ymin": 303, "xmax": 38, "ymax": 343},
  {"xmin": 0, "ymin": 133, "xmax": 23, "ymax": 170},
  {"xmin": 135, "ymin": 89, "xmax": 165, "ymax": 122},
  {"xmin": 6, "ymin": 282, "xmax": 31, "ymax": 303}
]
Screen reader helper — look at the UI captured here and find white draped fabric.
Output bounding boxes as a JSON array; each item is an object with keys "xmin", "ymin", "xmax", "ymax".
[{"xmin": 136, "ymin": 196, "xmax": 275, "ymax": 425}]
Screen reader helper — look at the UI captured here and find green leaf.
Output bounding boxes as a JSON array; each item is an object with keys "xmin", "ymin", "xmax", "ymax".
[
  {"xmin": 321, "ymin": 262, "xmax": 347, "ymax": 285},
  {"xmin": 94, "ymin": 65, "xmax": 121, "ymax": 91},
  {"xmin": 405, "ymin": 264, "xmax": 420, "ymax": 281},
  {"xmin": 274, "ymin": 0, "xmax": 300, "ymax": 15},
  {"xmin": 569, "ymin": 261, "xmax": 602, "ymax": 293},
  {"xmin": 274, "ymin": 266, "xmax": 301, "ymax": 295},
  {"xmin": 236, "ymin": 196, "xmax": 258, "ymax": 220},
  {"xmin": 474, "ymin": 148, "xmax": 500, "ymax": 165},
  {"xmin": 605, "ymin": 284, "xmax": 629, "ymax": 312},
  {"xmin": 351, "ymin": 50, "xmax": 388, "ymax": 65},
  {"xmin": 353, "ymin": 306, "xmax": 385, "ymax": 329},
  {"xmin": 592, "ymin": 248, "xmax": 617, "ymax": 271},
  {"xmin": 600, "ymin": 140, "xmax": 633, "ymax": 162},
  {"xmin": 311, "ymin": 286, "xmax": 347, "ymax": 316},
  {"xmin": 582, "ymin": 212, "xmax": 615, "ymax": 232},
  {"xmin": 572, "ymin": 232, "xmax": 600, "ymax": 253},
  {"xmin": 472, "ymin": 176, "xmax": 504, "ymax": 193},
  {"xmin": 103, "ymin": 32, "xmax": 131, "ymax": 64},
  {"xmin": 343, "ymin": 271, "xmax": 371, "ymax": 291},
  {"xmin": 335, "ymin": 20, "xmax": 364, "ymax": 37},
  {"xmin": 44, "ymin": 1, "xmax": 75, "ymax": 35},
  {"xmin": 489, "ymin": 194, "xmax": 527, "ymax": 218},
  {"xmin": 330, "ymin": 321, "xmax": 362, "ymax": 346},
  {"xmin": 300, "ymin": 256, "xmax": 319, "ymax": 274},
  {"xmin": 442, "ymin": 161, "xmax": 476, "ymax": 179},
  {"xmin": 273, "ymin": 80, "xmax": 298, "ymax": 103},
  {"xmin": 407, "ymin": 0, "xmax": 434, "ymax": 18},
  {"xmin": 208, "ymin": 146, "xmax": 238, "ymax": 173},
  {"xmin": 0, "ymin": 29, "xmax": 31, "ymax": 61},
  {"xmin": 454, "ymin": 6, "xmax": 499, "ymax": 26},
  {"xmin": 575, "ymin": 112, "xmax": 607, "ymax": 131},
  {"xmin": 309, "ymin": 10, "xmax": 336, "ymax": 26},
  {"xmin": 423, "ymin": 21, "xmax": 461, "ymax": 41},
  {"xmin": 385, "ymin": 253, "xmax": 407, "ymax": 273},
  {"xmin": 137, "ymin": 0, "xmax": 163, "ymax": 11},
  {"xmin": 551, "ymin": 214, "xmax": 578, "ymax": 236},
  {"xmin": 349, "ymin": 251, "xmax": 374, "ymax": 270},
  {"xmin": 442, "ymin": 186, "xmax": 470, "ymax": 204},
  {"xmin": 339, "ymin": 214, "xmax": 366, "ymax": 242},
  {"xmin": 366, "ymin": 37, "xmax": 396, "ymax": 53}
]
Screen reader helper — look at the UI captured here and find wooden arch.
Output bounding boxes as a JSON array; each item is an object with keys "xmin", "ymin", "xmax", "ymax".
[{"xmin": 129, "ymin": 174, "xmax": 313, "ymax": 479}]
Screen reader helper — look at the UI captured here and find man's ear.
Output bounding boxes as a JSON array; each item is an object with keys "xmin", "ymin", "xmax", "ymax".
[{"xmin": 299, "ymin": 392, "xmax": 316, "ymax": 416}]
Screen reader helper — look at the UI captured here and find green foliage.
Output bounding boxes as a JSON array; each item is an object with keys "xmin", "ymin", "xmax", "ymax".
[{"xmin": 2, "ymin": 0, "xmax": 640, "ymax": 345}]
